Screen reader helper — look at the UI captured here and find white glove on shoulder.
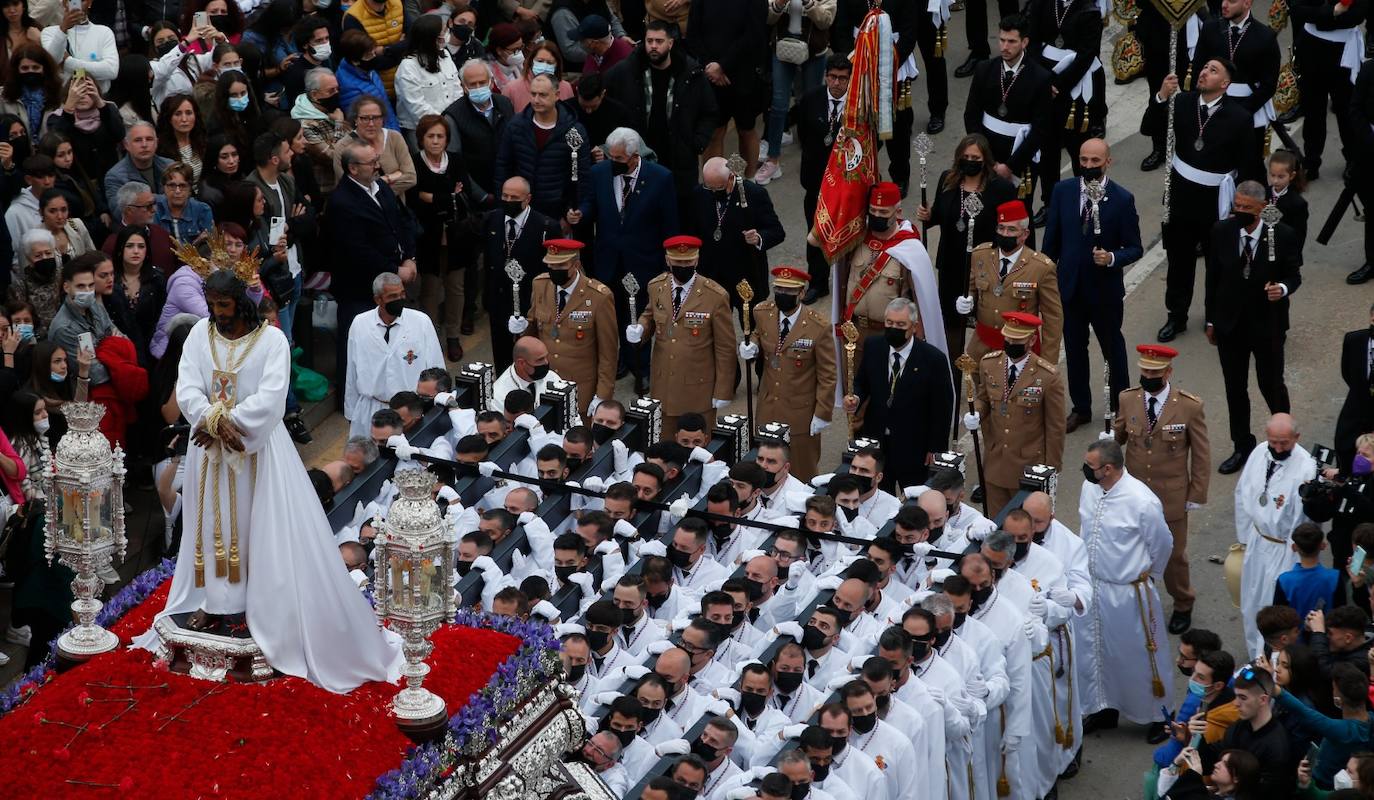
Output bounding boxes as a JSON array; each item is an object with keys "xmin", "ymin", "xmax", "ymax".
[
  {"xmin": 531, "ymin": 600, "xmax": 560, "ymax": 621},
  {"xmin": 639, "ymin": 540, "xmax": 668, "ymax": 558},
  {"xmin": 725, "ymin": 789, "xmax": 755, "ymax": 800},
  {"xmin": 910, "ymin": 542, "xmax": 933, "ymax": 557},
  {"xmin": 772, "ymin": 621, "xmax": 804, "ymax": 642},
  {"xmin": 689, "ymin": 446, "xmax": 712, "ymax": 464},
  {"xmin": 568, "ymin": 572, "xmax": 595, "ymax": 595},
  {"xmin": 780, "ymin": 723, "xmax": 808, "ymax": 740},
  {"xmin": 655, "ymin": 738, "xmax": 691, "ymax": 757},
  {"xmin": 623, "ymin": 664, "xmax": 651, "ymax": 680},
  {"xmin": 955, "ymin": 295, "xmax": 975, "ymax": 315},
  {"xmin": 669, "ymin": 494, "xmax": 693, "ymax": 519},
  {"xmin": 626, "ymin": 323, "xmax": 644, "ymax": 344},
  {"xmin": 646, "ymin": 639, "xmax": 674, "ymax": 656},
  {"xmin": 613, "ymin": 519, "xmax": 638, "ymax": 539},
  {"xmin": 786, "ymin": 560, "xmax": 806, "ymax": 590},
  {"xmin": 810, "ymin": 472, "xmax": 835, "ymax": 489},
  {"xmin": 737, "ymin": 548, "xmax": 766, "ymax": 564},
  {"xmin": 433, "ymin": 391, "xmax": 458, "ymax": 408},
  {"xmin": 594, "ymin": 540, "xmax": 617, "ymax": 557},
  {"xmin": 518, "ymin": 511, "xmax": 536, "ymax": 526},
  {"xmin": 477, "ymin": 461, "xmax": 498, "ymax": 478},
  {"xmin": 436, "ymin": 485, "xmax": 460, "ymax": 504},
  {"xmin": 582, "ymin": 476, "xmax": 605, "ymax": 492},
  {"xmin": 611, "ymin": 439, "xmax": 629, "ymax": 473},
  {"xmin": 507, "ymin": 315, "xmax": 529, "ymax": 335},
  {"xmin": 514, "ymin": 413, "xmax": 540, "ymax": 431},
  {"xmin": 809, "ymin": 415, "xmax": 829, "ymax": 436},
  {"xmin": 739, "ymin": 341, "xmax": 759, "ymax": 360},
  {"xmin": 963, "ymin": 412, "xmax": 981, "ymax": 431},
  {"xmin": 903, "ymin": 485, "xmax": 922, "ymax": 500},
  {"xmin": 386, "ymin": 434, "xmax": 416, "ymax": 462},
  {"xmin": 815, "ymin": 574, "xmax": 843, "ymax": 592},
  {"xmin": 966, "ymin": 524, "xmax": 991, "ymax": 542}
]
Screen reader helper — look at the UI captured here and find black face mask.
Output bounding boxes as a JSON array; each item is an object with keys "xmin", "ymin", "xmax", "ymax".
[
  {"xmin": 759, "ymin": 469, "xmax": 778, "ymax": 490},
  {"xmin": 1233, "ymin": 211, "xmax": 1257, "ymax": 227},
  {"xmin": 1082, "ymin": 463, "xmax": 1102, "ymax": 484},
  {"xmin": 952, "ymin": 611, "xmax": 967, "ymax": 629},
  {"xmin": 852, "ymin": 474, "xmax": 873, "ymax": 494},
  {"xmin": 611, "ymin": 159, "xmax": 630, "ymax": 176},
  {"xmin": 640, "ymin": 704, "xmax": 662, "ymax": 725},
  {"xmin": 670, "ymin": 783, "xmax": 698, "ymax": 800},
  {"xmin": 316, "ymin": 93, "xmax": 340, "ymax": 113},
  {"xmin": 555, "ymin": 565, "xmax": 579, "ymax": 584},
  {"xmin": 851, "ymin": 712, "xmax": 877, "ymax": 734},
  {"xmin": 897, "ymin": 539, "xmax": 915, "ymax": 555},
  {"xmin": 383, "ymin": 298, "xmax": 405, "ymax": 317},
  {"xmin": 775, "ymin": 670, "xmax": 804, "ymax": 693},
  {"xmin": 452, "ymin": 23, "xmax": 473, "ymax": 42},
  {"xmin": 801, "ymin": 624, "xmax": 829, "ymax": 652},
  {"xmin": 928, "ymin": 524, "xmax": 945, "ymax": 544},
  {"xmin": 911, "ymin": 638, "xmax": 933, "ymax": 661},
  {"xmin": 791, "ymin": 782, "xmax": 812, "ymax": 800},
  {"xmin": 1033, "ymin": 527, "xmax": 1047, "ymax": 545},
  {"xmin": 883, "ymin": 326, "xmax": 909, "ymax": 349},
  {"xmin": 586, "ymin": 629, "xmax": 610, "ymax": 651},
  {"xmin": 455, "ymin": 560, "xmax": 473, "ymax": 577},
  {"xmin": 529, "ymin": 362, "xmax": 550, "ymax": 381},
  {"xmin": 620, "ymin": 607, "xmax": 639, "ymax": 629},
  {"xmin": 875, "ymin": 692, "xmax": 891, "ymax": 712},
  {"xmin": 959, "ymin": 157, "xmax": 983, "ymax": 177},
  {"xmin": 840, "ymin": 506, "xmax": 860, "ymax": 523},
  {"xmin": 1269, "ymin": 445, "xmax": 1292, "ymax": 461},
  {"xmin": 1003, "ymin": 342, "xmax": 1027, "ymax": 360},
  {"xmin": 811, "ymin": 762, "xmax": 831, "ymax": 782},
  {"xmin": 647, "ymin": 591, "xmax": 669, "ymax": 610},
  {"xmin": 590, "ymin": 422, "xmax": 615, "ymax": 445},
  {"xmin": 502, "ymin": 199, "xmax": 524, "ymax": 218},
  {"xmin": 867, "ymin": 213, "xmax": 892, "ymax": 232},
  {"xmin": 690, "ymin": 738, "xmax": 719, "ymax": 762},
  {"xmin": 566, "ymin": 456, "xmax": 585, "ymax": 473},
  {"xmin": 546, "ymin": 268, "xmax": 570, "ymax": 286},
  {"xmin": 744, "ymin": 578, "xmax": 766, "ymax": 603},
  {"xmin": 830, "ymin": 735, "xmax": 847, "ymax": 756},
  {"xmin": 712, "ymin": 188, "xmax": 730, "ymax": 204},
  {"xmin": 1079, "ymin": 166, "xmax": 1104, "ymax": 182},
  {"xmin": 29, "ymin": 256, "xmax": 57, "ymax": 281},
  {"xmin": 710, "ymin": 523, "xmax": 733, "ymax": 542},
  {"xmin": 774, "ymin": 292, "xmax": 799, "ymax": 313},
  {"xmin": 602, "ymin": 723, "xmax": 636, "ymax": 748},
  {"xmin": 934, "ymin": 628, "xmax": 952, "ymax": 648},
  {"xmin": 670, "ymin": 265, "xmax": 695, "ymax": 284},
  {"xmin": 995, "ymin": 233, "xmax": 1019, "ymax": 253},
  {"xmin": 19, "ymin": 71, "xmax": 45, "ymax": 88},
  {"xmin": 739, "ymin": 690, "xmax": 768, "ymax": 716},
  {"xmin": 1013, "ymin": 540, "xmax": 1030, "ymax": 562},
  {"xmin": 970, "ymin": 585, "xmax": 993, "ymax": 611},
  {"xmin": 567, "ymin": 663, "xmax": 586, "ymax": 683},
  {"xmin": 668, "ymin": 547, "xmax": 693, "ymax": 569},
  {"xmin": 1140, "ymin": 375, "xmax": 1165, "ymax": 394},
  {"xmin": 1178, "ymin": 663, "xmax": 1194, "ymax": 677}
]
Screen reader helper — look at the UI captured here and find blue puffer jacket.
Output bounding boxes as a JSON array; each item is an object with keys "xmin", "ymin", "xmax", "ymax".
[
  {"xmin": 337, "ymin": 59, "xmax": 400, "ymax": 130},
  {"xmin": 494, "ymin": 104, "xmax": 592, "ymax": 220}
]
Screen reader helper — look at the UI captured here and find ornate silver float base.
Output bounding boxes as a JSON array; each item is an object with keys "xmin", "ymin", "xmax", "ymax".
[{"xmin": 153, "ymin": 615, "xmax": 274, "ymax": 683}]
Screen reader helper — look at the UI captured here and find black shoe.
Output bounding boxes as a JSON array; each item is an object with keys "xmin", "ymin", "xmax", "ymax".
[
  {"xmin": 1082, "ymin": 709, "xmax": 1118, "ymax": 735},
  {"xmin": 284, "ymin": 413, "xmax": 312, "ymax": 445},
  {"xmin": 802, "ymin": 287, "xmax": 821, "ymax": 305},
  {"xmin": 1140, "ymin": 150, "xmax": 1166, "ymax": 171},
  {"xmin": 461, "ymin": 318, "xmax": 475, "ymax": 337},
  {"xmin": 1218, "ymin": 447, "xmax": 1252, "ymax": 475},
  {"xmin": 1168, "ymin": 609, "xmax": 1193, "ymax": 635},
  {"xmin": 1157, "ymin": 318, "xmax": 1185, "ymax": 342},
  {"xmin": 1306, "ymin": 164, "xmax": 1321, "ymax": 181},
  {"xmin": 954, "ymin": 54, "xmax": 984, "ymax": 78},
  {"xmin": 634, "ymin": 375, "xmax": 650, "ymax": 396},
  {"xmin": 617, "ymin": 364, "xmax": 631, "ymax": 379},
  {"xmin": 1031, "ymin": 208, "xmax": 1048, "ymax": 228},
  {"xmin": 1349, "ymin": 263, "xmax": 1374, "ymax": 285},
  {"xmin": 1059, "ymin": 748, "xmax": 1082, "ymax": 780},
  {"xmin": 1043, "ymin": 784, "xmax": 1059, "ymax": 800},
  {"xmin": 971, "ymin": 485, "xmax": 985, "ymax": 504},
  {"xmin": 1278, "ymin": 107, "xmax": 1300, "ymax": 125},
  {"xmin": 1145, "ymin": 721, "xmax": 1169, "ymax": 744},
  {"xmin": 446, "ymin": 337, "xmax": 464, "ymax": 362},
  {"xmin": 926, "ymin": 115, "xmax": 945, "ymax": 134},
  {"xmin": 1065, "ymin": 411, "xmax": 1091, "ymax": 433}
]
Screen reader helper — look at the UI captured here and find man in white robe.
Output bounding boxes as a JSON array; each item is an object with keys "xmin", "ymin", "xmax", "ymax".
[
  {"xmin": 343, "ymin": 272, "xmax": 445, "ymax": 437},
  {"xmin": 838, "ymin": 681, "xmax": 923, "ymax": 800},
  {"xmin": 1237, "ymin": 414, "xmax": 1318, "ymax": 658},
  {"xmin": 938, "ymin": 576, "xmax": 1010, "ymax": 800},
  {"xmin": 1076, "ymin": 439, "xmax": 1175, "ymax": 734},
  {"xmin": 899, "ymin": 608, "xmax": 981, "ymax": 800},
  {"xmin": 136, "ymin": 272, "xmax": 402, "ymax": 693},
  {"xmin": 488, "ymin": 335, "xmax": 564, "ymax": 413}
]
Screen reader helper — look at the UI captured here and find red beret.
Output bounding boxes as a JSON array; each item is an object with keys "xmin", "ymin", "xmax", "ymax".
[
  {"xmin": 869, "ymin": 181, "xmax": 902, "ymax": 208},
  {"xmin": 996, "ymin": 201, "xmax": 1029, "ymax": 224}
]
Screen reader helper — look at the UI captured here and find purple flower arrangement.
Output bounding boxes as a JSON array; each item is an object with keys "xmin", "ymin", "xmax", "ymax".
[{"xmin": 368, "ymin": 609, "xmax": 562, "ymax": 800}]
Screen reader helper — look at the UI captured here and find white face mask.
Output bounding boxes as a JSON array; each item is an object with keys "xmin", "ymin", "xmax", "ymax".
[
  {"xmin": 34, "ymin": 417, "xmax": 50, "ymax": 435},
  {"xmin": 1334, "ymin": 770, "xmax": 1354, "ymax": 790}
]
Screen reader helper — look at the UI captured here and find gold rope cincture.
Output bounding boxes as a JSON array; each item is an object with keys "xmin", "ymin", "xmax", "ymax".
[
  {"xmin": 1133, "ymin": 569, "xmax": 1168, "ymax": 698},
  {"xmin": 1037, "ymin": 641, "xmax": 1066, "ymax": 745},
  {"xmin": 193, "ymin": 322, "xmax": 267, "ymax": 587},
  {"xmin": 1062, "ymin": 626, "xmax": 1077, "ymax": 749},
  {"xmin": 997, "ymin": 706, "xmax": 1010, "ymax": 796}
]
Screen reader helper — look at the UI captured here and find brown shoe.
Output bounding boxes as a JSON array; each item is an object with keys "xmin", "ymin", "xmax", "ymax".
[
  {"xmin": 1064, "ymin": 412, "xmax": 1091, "ymax": 433},
  {"xmin": 447, "ymin": 337, "xmax": 464, "ymax": 362}
]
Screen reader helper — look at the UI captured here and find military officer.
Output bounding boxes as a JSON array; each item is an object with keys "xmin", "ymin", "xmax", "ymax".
[
  {"xmin": 738, "ymin": 266, "xmax": 838, "ymax": 481},
  {"xmin": 834, "ymin": 181, "xmax": 919, "ymax": 361},
  {"xmin": 966, "ymin": 311, "xmax": 1068, "ymax": 514},
  {"xmin": 508, "ymin": 239, "xmax": 619, "ymax": 418},
  {"xmin": 627, "ymin": 235, "xmax": 737, "ymax": 439},
  {"xmin": 957, "ymin": 200, "xmax": 1064, "ymax": 383},
  {"xmin": 1112, "ymin": 344, "xmax": 1210, "ymax": 635}
]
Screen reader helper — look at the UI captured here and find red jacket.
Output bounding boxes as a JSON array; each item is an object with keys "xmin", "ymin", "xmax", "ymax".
[{"xmin": 90, "ymin": 335, "xmax": 149, "ymax": 446}]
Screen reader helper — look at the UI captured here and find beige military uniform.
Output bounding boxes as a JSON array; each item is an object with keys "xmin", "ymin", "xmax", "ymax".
[
  {"xmin": 974, "ymin": 350, "xmax": 1067, "ymax": 514},
  {"xmin": 529, "ymin": 272, "xmax": 619, "ymax": 417},
  {"xmin": 842, "ymin": 241, "xmax": 915, "ymax": 342},
  {"xmin": 750, "ymin": 300, "xmax": 837, "ymax": 481},
  {"xmin": 966, "ymin": 244, "xmax": 1064, "ymax": 371},
  {"xmin": 638, "ymin": 273, "xmax": 737, "ymax": 438},
  {"xmin": 1114, "ymin": 385, "xmax": 1211, "ymax": 611}
]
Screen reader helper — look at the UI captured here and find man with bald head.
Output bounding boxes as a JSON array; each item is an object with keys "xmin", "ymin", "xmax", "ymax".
[
  {"xmin": 321, "ymin": 460, "xmax": 354, "ymax": 493},
  {"xmin": 489, "ymin": 335, "xmax": 563, "ymax": 413},
  {"xmin": 689, "ymin": 156, "xmax": 786, "ymax": 316},
  {"xmin": 481, "ymin": 176, "xmax": 562, "ymax": 372},
  {"xmin": 1042, "ymin": 137, "xmax": 1141, "ymax": 431},
  {"xmin": 916, "ymin": 489, "xmax": 967, "ymax": 569},
  {"xmin": 1236, "ymin": 413, "xmax": 1318, "ymax": 658},
  {"xmin": 573, "ymin": 730, "xmax": 628, "ymax": 796}
]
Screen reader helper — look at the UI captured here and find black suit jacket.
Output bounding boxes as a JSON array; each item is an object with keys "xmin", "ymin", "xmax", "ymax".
[
  {"xmin": 1269, "ymin": 188, "xmax": 1309, "ymax": 252},
  {"xmin": 853, "ymin": 335, "xmax": 954, "ymax": 468},
  {"xmin": 797, "ymin": 85, "xmax": 842, "ymax": 194},
  {"xmin": 481, "ymin": 207, "xmax": 562, "ymax": 312},
  {"xmin": 1204, "ymin": 218, "xmax": 1302, "ymax": 335},
  {"xmin": 1190, "ymin": 18, "xmax": 1281, "ymax": 116},
  {"xmin": 325, "ymin": 177, "xmax": 416, "ymax": 302},
  {"xmin": 1146, "ymin": 92, "xmax": 1254, "ymax": 218},
  {"xmin": 964, "ymin": 59, "xmax": 1056, "ymax": 173},
  {"xmin": 1028, "ymin": 0, "xmax": 1104, "ymax": 93},
  {"xmin": 443, "ymin": 94, "xmax": 516, "ymax": 203},
  {"xmin": 686, "ymin": 180, "xmax": 786, "ymax": 303},
  {"xmin": 1337, "ymin": 329, "xmax": 1374, "ymax": 456}
]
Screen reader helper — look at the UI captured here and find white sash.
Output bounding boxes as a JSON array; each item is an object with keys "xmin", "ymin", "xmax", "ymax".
[
  {"xmin": 1186, "ymin": 15, "xmax": 1201, "ymax": 59},
  {"xmin": 1225, "ymin": 83, "xmax": 1277, "ymax": 128},
  {"xmin": 1172, "ymin": 154, "xmax": 1237, "ymax": 218},
  {"xmin": 1041, "ymin": 43, "xmax": 1103, "ymax": 102},
  {"xmin": 1303, "ymin": 22, "xmax": 1364, "ymax": 83},
  {"xmin": 982, "ymin": 111, "xmax": 1041, "ymax": 163},
  {"xmin": 928, "ymin": 0, "xmax": 952, "ymax": 27},
  {"xmin": 856, "ymin": 26, "xmax": 921, "ymax": 80}
]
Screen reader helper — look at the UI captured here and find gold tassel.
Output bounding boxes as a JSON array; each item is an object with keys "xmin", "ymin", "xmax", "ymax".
[
  {"xmin": 1063, "ymin": 726, "xmax": 1074, "ymax": 749},
  {"xmin": 1153, "ymin": 676, "xmax": 1166, "ymax": 698},
  {"xmin": 228, "ymin": 541, "xmax": 241, "ymax": 583},
  {"xmin": 1080, "ymin": 104, "xmax": 1090, "ymax": 133},
  {"xmin": 1054, "ymin": 721, "xmax": 1066, "ymax": 745},
  {"xmin": 194, "ymin": 548, "xmax": 205, "ymax": 587},
  {"xmin": 1263, "ymin": 126, "xmax": 1273, "ymax": 157},
  {"xmin": 997, "ymin": 775, "xmax": 1011, "ymax": 796},
  {"xmin": 1184, "ymin": 63, "xmax": 1193, "ymax": 91},
  {"xmin": 227, "ymin": 466, "xmax": 241, "ymax": 584},
  {"xmin": 1065, "ymin": 104, "xmax": 1077, "ymax": 130}
]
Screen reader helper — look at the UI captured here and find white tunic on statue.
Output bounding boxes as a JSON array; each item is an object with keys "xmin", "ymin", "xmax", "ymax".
[
  {"xmin": 1237, "ymin": 445, "xmax": 1316, "ymax": 658},
  {"xmin": 344, "ymin": 308, "xmax": 445, "ymax": 437},
  {"xmin": 135, "ymin": 320, "xmax": 404, "ymax": 693},
  {"xmin": 1076, "ymin": 470, "xmax": 1175, "ymax": 724}
]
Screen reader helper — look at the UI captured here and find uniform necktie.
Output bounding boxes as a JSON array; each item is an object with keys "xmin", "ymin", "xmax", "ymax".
[
  {"xmin": 807, "ymin": 658, "xmax": 819, "ymax": 678},
  {"xmin": 1265, "ymin": 460, "xmax": 1280, "ymax": 482},
  {"xmin": 777, "ymin": 692, "xmax": 791, "ymax": 708},
  {"xmin": 507, "ymin": 218, "xmax": 517, "ymax": 243},
  {"xmin": 1147, "ymin": 396, "xmax": 1158, "ymax": 427},
  {"xmin": 890, "ymin": 351, "xmax": 902, "ymax": 395},
  {"xmin": 1200, "ymin": 102, "xmax": 1211, "ymax": 122},
  {"xmin": 383, "ymin": 322, "xmax": 396, "ymax": 343},
  {"xmin": 558, "ymin": 288, "xmax": 568, "ymax": 314},
  {"xmin": 1000, "ymin": 257, "xmax": 1011, "ymax": 279},
  {"xmin": 780, "ymin": 316, "xmax": 791, "ymax": 342},
  {"xmin": 673, "ymin": 286, "xmax": 684, "ymax": 317},
  {"xmin": 1007, "ymin": 360, "xmax": 1019, "ymax": 387}
]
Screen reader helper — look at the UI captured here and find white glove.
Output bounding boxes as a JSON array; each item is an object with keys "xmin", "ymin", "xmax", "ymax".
[
  {"xmin": 514, "ymin": 413, "xmax": 540, "ymax": 431},
  {"xmin": 810, "ymin": 472, "xmax": 835, "ymax": 489},
  {"xmin": 611, "ymin": 439, "xmax": 629, "ymax": 474},
  {"xmin": 955, "ymin": 295, "xmax": 975, "ymax": 315},
  {"xmin": 622, "ymin": 665, "xmax": 651, "ymax": 680},
  {"xmin": 967, "ymin": 676, "xmax": 989, "ymax": 699},
  {"xmin": 477, "ymin": 461, "xmax": 498, "ymax": 478},
  {"xmin": 669, "ymin": 494, "xmax": 693, "ymax": 519},
  {"xmin": 626, "ymin": 323, "xmax": 644, "ymax": 344},
  {"xmin": 508, "ymin": 315, "xmax": 529, "ymax": 335},
  {"xmin": 473, "ymin": 555, "xmax": 501, "ymax": 578},
  {"xmin": 437, "ymin": 485, "xmax": 460, "ymax": 504},
  {"xmin": 588, "ymin": 396, "xmax": 603, "ymax": 416},
  {"xmin": 689, "ymin": 446, "xmax": 712, "ymax": 464},
  {"xmin": 386, "ymin": 434, "xmax": 417, "ymax": 462},
  {"xmin": 786, "ymin": 560, "xmax": 806, "ymax": 590},
  {"xmin": 772, "ymin": 621, "xmax": 804, "ymax": 642},
  {"xmin": 809, "ymin": 415, "xmax": 830, "ymax": 436},
  {"xmin": 568, "ymin": 572, "xmax": 595, "ymax": 596},
  {"xmin": 1097, "ymin": 430, "xmax": 1114, "ymax": 441},
  {"xmin": 737, "ymin": 549, "xmax": 766, "ymax": 564},
  {"xmin": 646, "ymin": 639, "xmax": 674, "ymax": 656},
  {"xmin": 780, "ymin": 723, "xmax": 808, "ymax": 740},
  {"xmin": 639, "ymin": 540, "xmax": 668, "ymax": 558},
  {"xmin": 518, "ymin": 511, "xmax": 536, "ymax": 526},
  {"xmin": 531, "ymin": 600, "xmax": 560, "ymax": 621},
  {"xmin": 592, "ymin": 691, "xmax": 623, "ymax": 707},
  {"xmin": 963, "ymin": 412, "xmax": 981, "ymax": 431},
  {"xmin": 739, "ymin": 341, "xmax": 759, "ymax": 360},
  {"xmin": 725, "ymin": 789, "xmax": 755, "ymax": 800},
  {"xmin": 903, "ymin": 485, "xmax": 922, "ymax": 500},
  {"xmin": 704, "ymin": 698, "xmax": 731, "ymax": 717},
  {"xmin": 1028, "ymin": 593, "xmax": 1048, "ymax": 620},
  {"xmin": 554, "ymin": 622, "xmax": 586, "ymax": 637},
  {"xmin": 815, "ymin": 574, "xmax": 843, "ymax": 592},
  {"xmin": 1049, "ymin": 587, "xmax": 1078, "ymax": 608},
  {"xmin": 714, "ymin": 687, "xmax": 742, "ymax": 707},
  {"xmin": 909, "ymin": 542, "xmax": 933, "ymax": 557},
  {"xmin": 655, "ymin": 738, "xmax": 691, "ymax": 757},
  {"xmin": 1022, "ymin": 618, "xmax": 1037, "ymax": 639},
  {"xmin": 670, "ymin": 616, "xmax": 693, "ymax": 632},
  {"xmin": 925, "ymin": 685, "xmax": 946, "ymax": 706},
  {"xmin": 712, "ymin": 398, "xmax": 730, "ymax": 409},
  {"xmin": 613, "ymin": 519, "xmax": 638, "ymax": 539},
  {"xmin": 582, "ymin": 476, "xmax": 605, "ymax": 492},
  {"xmin": 594, "ymin": 540, "xmax": 617, "ymax": 557},
  {"xmin": 433, "ymin": 391, "xmax": 458, "ymax": 408},
  {"xmin": 966, "ymin": 525, "xmax": 990, "ymax": 542},
  {"xmin": 1186, "ymin": 501, "xmax": 1203, "ymax": 511}
]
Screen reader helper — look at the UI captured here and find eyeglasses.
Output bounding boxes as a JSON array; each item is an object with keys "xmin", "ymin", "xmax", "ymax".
[
  {"xmin": 357, "ymin": 114, "xmax": 384, "ymax": 123},
  {"xmin": 164, "ymin": 182, "xmax": 190, "ymax": 190},
  {"xmin": 129, "ymin": 201, "xmax": 155, "ymax": 210}
]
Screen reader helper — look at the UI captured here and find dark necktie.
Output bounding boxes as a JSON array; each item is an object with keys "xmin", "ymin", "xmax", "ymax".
[
  {"xmin": 507, "ymin": 218, "xmax": 517, "ymax": 243},
  {"xmin": 620, "ymin": 175, "xmax": 633, "ymax": 210},
  {"xmin": 828, "ymin": 99, "xmax": 840, "ymax": 135},
  {"xmin": 673, "ymin": 286, "xmax": 684, "ymax": 317},
  {"xmin": 780, "ymin": 316, "xmax": 791, "ymax": 343},
  {"xmin": 777, "ymin": 692, "xmax": 791, "ymax": 708},
  {"xmin": 1200, "ymin": 102, "xmax": 1211, "ymax": 122},
  {"xmin": 807, "ymin": 658, "xmax": 819, "ymax": 678},
  {"xmin": 1147, "ymin": 396, "xmax": 1158, "ymax": 427},
  {"xmin": 558, "ymin": 288, "xmax": 568, "ymax": 314},
  {"xmin": 383, "ymin": 322, "xmax": 396, "ymax": 343},
  {"xmin": 1265, "ymin": 460, "xmax": 1280, "ymax": 484},
  {"xmin": 1230, "ymin": 24, "xmax": 1241, "ymax": 51},
  {"xmin": 1080, "ymin": 196, "xmax": 1092, "ymax": 225},
  {"xmin": 1008, "ymin": 360, "xmax": 1019, "ymax": 386},
  {"xmin": 1000, "ymin": 257, "xmax": 1011, "ymax": 280},
  {"xmin": 1242, "ymin": 235, "xmax": 1254, "ymax": 263},
  {"xmin": 890, "ymin": 351, "xmax": 902, "ymax": 395}
]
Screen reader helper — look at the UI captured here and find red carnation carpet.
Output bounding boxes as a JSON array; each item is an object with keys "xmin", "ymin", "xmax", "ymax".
[{"xmin": 0, "ymin": 579, "xmax": 521, "ymax": 798}]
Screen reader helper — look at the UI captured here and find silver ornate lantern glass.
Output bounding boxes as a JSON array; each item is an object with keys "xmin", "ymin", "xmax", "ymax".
[
  {"xmin": 41, "ymin": 402, "xmax": 126, "ymax": 661},
  {"xmin": 374, "ymin": 468, "xmax": 455, "ymax": 739}
]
